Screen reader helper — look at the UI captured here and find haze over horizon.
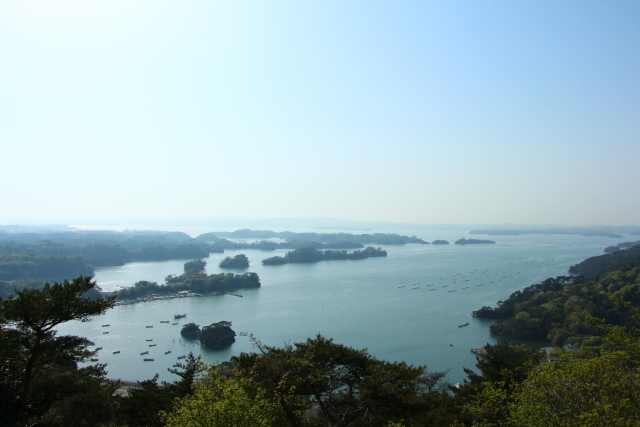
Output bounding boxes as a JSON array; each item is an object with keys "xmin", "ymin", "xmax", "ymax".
[{"xmin": 2, "ymin": 1, "xmax": 639, "ymax": 226}]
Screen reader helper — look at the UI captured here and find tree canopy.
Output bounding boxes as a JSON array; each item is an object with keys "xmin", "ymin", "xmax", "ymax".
[
  {"xmin": 473, "ymin": 268, "xmax": 640, "ymax": 347},
  {"xmin": 262, "ymin": 246, "xmax": 386, "ymax": 265},
  {"xmin": 184, "ymin": 259, "xmax": 207, "ymax": 272},
  {"xmin": 219, "ymin": 254, "xmax": 250, "ymax": 268},
  {"xmin": 199, "ymin": 321, "xmax": 236, "ymax": 349},
  {"xmin": 0, "ymin": 276, "xmax": 117, "ymax": 425}
]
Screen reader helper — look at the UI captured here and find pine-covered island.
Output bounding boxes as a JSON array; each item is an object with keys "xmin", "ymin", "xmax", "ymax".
[{"xmin": 262, "ymin": 246, "xmax": 387, "ymax": 265}]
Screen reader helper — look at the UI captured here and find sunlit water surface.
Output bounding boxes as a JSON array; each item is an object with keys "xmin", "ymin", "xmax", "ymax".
[{"xmin": 56, "ymin": 229, "xmax": 622, "ymax": 384}]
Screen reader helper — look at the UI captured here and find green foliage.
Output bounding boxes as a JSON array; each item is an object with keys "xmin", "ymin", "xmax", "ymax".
[
  {"xmin": 119, "ymin": 374, "xmax": 174, "ymax": 427},
  {"xmin": 116, "ymin": 271, "xmax": 261, "ymax": 300},
  {"xmin": 262, "ymin": 246, "xmax": 387, "ymax": 265},
  {"xmin": 570, "ymin": 244, "xmax": 640, "ymax": 279},
  {"xmin": 181, "ymin": 322, "xmax": 201, "ymax": 337},
  {"xmin": 118, "ymin": 352, "xmax": 205, "ymax": 427},
  {"xmin": 219, "ymin": 254, "xmax": 250, "ymax": 268},
  {"xmin": 474, "ymin": 268, "xmax": 640, "ymax": 346},
  {"xmin": 455, "ymin": 341, "xmax": 539, "ymax": 426},
  {"xmin": 163, "ymin": 370, "xmax": 286, "ymax": 427},
  {"xmin": 233, "ymin": 333, "xmax": 456, "ymax": 427},
  {"xmin": 167, "ymin": 352, "xmax": 204, "ymax": 395},
  {"xmin": 261, "ymin": 255, "xmax": 288, "ymax": 265},
  {"xmin": 508, "ymin": 354, "xmax": 640, "ymax": 426},
  {"xmin": 0, "ymin": 276, "xmax": 117, "ymax": 425},
  {"xmin": 0, "ymin": 252, "xmax": 94, "ymax": 281},
  {"xmin": 604, "ymin": 241, "xmax": 640, "ymax": 254},
  {"xmin": 459, "ymin": 290, "xmax": 640, "ymax": 426},
  {"xmin": 199, "ymin": 321, "xmax": 235, "ymax": 349},
  {"xmin": 184, "ymin": 259, "xmax": 207, "ymax": 272},
  {"xmin": 0, "ymin": 240, "xmax": 212, "ymax": 280}
]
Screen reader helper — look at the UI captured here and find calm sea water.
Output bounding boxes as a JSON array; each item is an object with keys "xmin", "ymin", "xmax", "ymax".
[{"xmin": 56, "ymin": 229, "xmax": 623, "ymax": 384}]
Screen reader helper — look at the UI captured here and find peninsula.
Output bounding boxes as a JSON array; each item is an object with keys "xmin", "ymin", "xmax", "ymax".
[
  {"xmin": 115, "ymin": 270, "xmax": 260, "ymax": 300},
  {"xmin": 473, "ymin": 247, "xmax": 640, "ymax": 350}
]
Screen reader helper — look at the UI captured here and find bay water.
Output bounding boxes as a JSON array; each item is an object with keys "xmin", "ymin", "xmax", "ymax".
[{"xmin": 56, "ymin": 229, "xmax": 621, "ymax": 384}]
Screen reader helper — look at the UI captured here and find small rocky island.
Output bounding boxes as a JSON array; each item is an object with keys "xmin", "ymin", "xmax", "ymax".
[
  {"xmin": 199, "ymin": 321, "xmax": 236, "ymax": 349},
  {"xmin": 219, "ymin": 254, "xmax": 250, "ymax": 268},
  {"xmin": 180, "ymin": 322, "xmax": 201, "ymax": 338},
  {"xmin": 431, "ymin": 240, "xmax": 450, "ymax": 245},
  {"xmin": 179, "ymin": 321, "xmax": 236, "ymax": 349},
  {"xmin": 184, "ymin": 259, "xmax": 207, "ymax": 272},
  {"xmin": 455, "ymin": 238, "xmax": 496, "ymax": 245}
]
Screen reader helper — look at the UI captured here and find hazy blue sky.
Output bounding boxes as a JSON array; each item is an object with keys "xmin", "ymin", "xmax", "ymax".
[{"xmin": 1, "ymin": 1, "xmax": 639, "ymax": 225}]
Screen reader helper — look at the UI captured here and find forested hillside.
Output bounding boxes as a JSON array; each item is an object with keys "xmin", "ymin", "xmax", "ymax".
[
  {"xmin": 475, "ymin": 250, "xmax": 640, "ymax": 347},
  {"xmin": 569, "ymin": 244, "xmax": 640, "ymax": 279}
]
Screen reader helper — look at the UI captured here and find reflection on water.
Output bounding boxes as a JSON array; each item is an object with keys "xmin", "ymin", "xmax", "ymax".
[{"xmin": 57, "ymin": 230, "xmax": 616, "ymax": 384}]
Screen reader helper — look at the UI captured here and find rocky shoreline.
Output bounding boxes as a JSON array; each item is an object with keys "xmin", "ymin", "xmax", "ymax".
[{"xmin": 470, "ymin": 347, "xmax": 488, "ymax": 357}]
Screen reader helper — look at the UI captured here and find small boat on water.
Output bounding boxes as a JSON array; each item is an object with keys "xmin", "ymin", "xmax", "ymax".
[
  {"xmin": 149, "ymin": 344, "xmax": 157, "ymax": 347},
  {"xmin": 146, "ymin": 326, "xmax": 153, "ymax": 328},
  {"xmin": 103, "ymin": 331, "xmax": 109, "ymax": 334},
  {"xmin": 165, "ymin": 350, "xmax": 172, "ymax": 354},
  {"xmin": 113, "ymin": 350, "xmax": 120, "ymax": 354},
  {"xmin": 146, "ymin": 339, "xmax": 153, "ymax": 342},
  {"xmin": 174, "ymin": 314, "xmax": 187, "ymax": 319},
  {"xmin": 177, "ymin": 355, "xmax": 186, "ymax": 359},
  {"xmin": 143, "ymin": 358, "xmax": 154, "ymax": 362},
  {"xmin": 160, "ymin": 321, "xmax": 170, "ymax": 323},
  {"xmin": 458, "ymin": 322, "xmax": 469, "ymax": 328},
  {"xmin": 140, "ymin": 351, "xmax": 149, "ymax": 355},
  {"xmin": 90, "ymin": 358, "xmax": 99, "ymax": 362},
  {"xmin": 101, "ymin": 324, "xmax": 110, "ymax": 327},
  {"xmin": 172, "ymin": 323, "xmax": 178, "ymax": 325}
]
